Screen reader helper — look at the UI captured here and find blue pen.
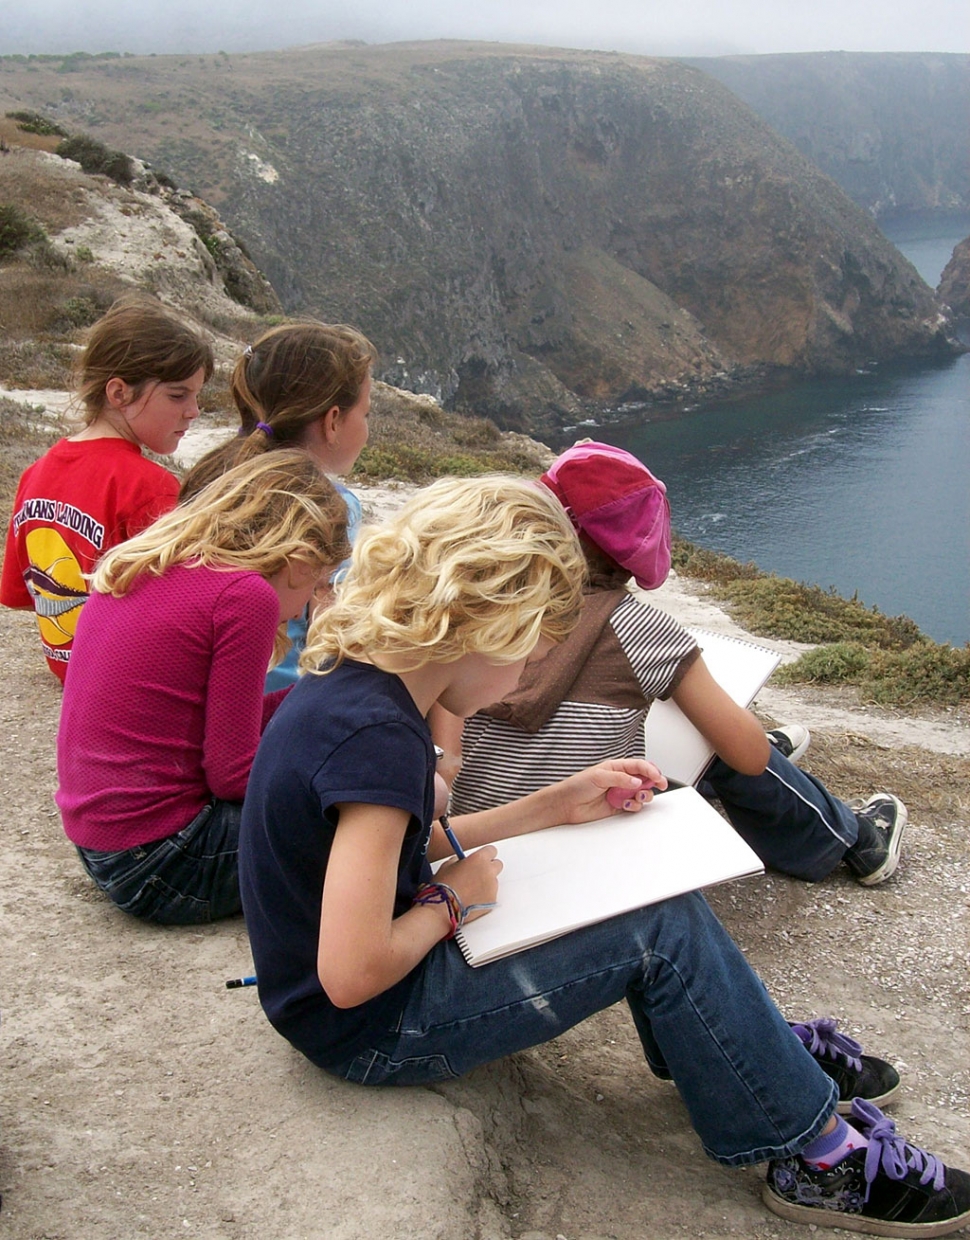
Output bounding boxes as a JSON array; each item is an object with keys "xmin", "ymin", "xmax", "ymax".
[
  {"xmin": 225, "ymin": 975, "xmax": 257, "ymax": 989},
  {"xmin": 439, "ymin": 813, "xmax": 466, "ymax": 860}
]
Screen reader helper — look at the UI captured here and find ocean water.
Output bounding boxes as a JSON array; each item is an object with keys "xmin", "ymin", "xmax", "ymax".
[{"xmin": 581, "ymin": 217, "xmax": 970, "ymax": 646}]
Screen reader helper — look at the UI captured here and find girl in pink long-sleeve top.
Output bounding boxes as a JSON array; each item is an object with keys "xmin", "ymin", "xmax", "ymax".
[{"xmin": 56, "ymin": 449, "xmax": 350, "ymax": 924}]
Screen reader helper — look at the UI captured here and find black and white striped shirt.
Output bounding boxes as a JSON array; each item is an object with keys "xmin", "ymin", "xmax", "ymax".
[{"xmin": 451, "ymin": 595, "xmax": 698, "ymax": 815}]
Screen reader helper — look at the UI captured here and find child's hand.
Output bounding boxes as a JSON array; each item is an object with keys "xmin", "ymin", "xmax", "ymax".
[
  {"xmin": 606, "ymin": 779, "xmax": 656, "ymax": 811},
  {"xmin": 553, "ymin": 759, "xmax": 667, "ymax": 823},
  {"xmin": 437, "ymin": 845, "xmax": 502, "ymax": 921}
]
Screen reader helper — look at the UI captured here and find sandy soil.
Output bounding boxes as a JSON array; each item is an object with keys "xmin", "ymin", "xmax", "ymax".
[{"xmin": 1, "ymin": 482, "xmax": 968, "ymax": 1240}]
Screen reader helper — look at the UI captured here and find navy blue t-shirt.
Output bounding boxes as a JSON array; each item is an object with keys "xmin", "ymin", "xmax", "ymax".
[{"xmin": 238, "ymin": 659, "xmax": 436, "ymax": 1071}]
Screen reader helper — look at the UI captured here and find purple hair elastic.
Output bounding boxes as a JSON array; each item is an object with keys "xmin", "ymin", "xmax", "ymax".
[{"xmin": 255, "ymin": 421, "xmax": 274, "ymax": 437}]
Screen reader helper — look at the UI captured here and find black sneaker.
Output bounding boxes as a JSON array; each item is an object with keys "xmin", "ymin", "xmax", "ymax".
[
  {"xmin": 767, "ymin": 724, "xmax": 811, "ymax": 763},
  {"xmin": 791, "ymin": 1018, "xmax": 900, "ymax": 1114},
  {"xmin": 764, "ymin": 1099, "xmax": 970, "ymax": 1237},
  {"xmin": 844, "ymin": 794, "xmax": 908, "ymax": 886}
]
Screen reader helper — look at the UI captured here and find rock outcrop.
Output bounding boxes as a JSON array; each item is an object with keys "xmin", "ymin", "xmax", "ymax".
[{"xmin": 938, "ymin": 235, "xmax": 970, "ymax": 319}]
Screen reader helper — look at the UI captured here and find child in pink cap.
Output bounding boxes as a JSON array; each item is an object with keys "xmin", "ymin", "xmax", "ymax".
[{"xmin": 448, "ymin": 439, "xmax": 906, "ymax": 895}]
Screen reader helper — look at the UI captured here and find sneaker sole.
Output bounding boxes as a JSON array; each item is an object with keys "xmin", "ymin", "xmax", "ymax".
[
  {"xmin": 836, "ymin": 1076, "xmax": 901, "ymax": 1114},
  {"xmin": 856, "ymin": 795, "xmax": 908, "ymax": 886},
  {"xmin": 763, "ymin": 1183, "xmax": 970, "ymax": 1237}
]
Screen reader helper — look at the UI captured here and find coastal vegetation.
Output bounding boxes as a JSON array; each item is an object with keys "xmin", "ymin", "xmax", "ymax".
[
  {"xmin": 672, "ymin": 537, "xmax": 970, "ymax": 707},
  {"xmin": 0, "ymin": 203, "xmax": 46, "ymax": 258},
  {"xmin": 54, "ymin": 134, "xmax": 134, "ymax": 185}
]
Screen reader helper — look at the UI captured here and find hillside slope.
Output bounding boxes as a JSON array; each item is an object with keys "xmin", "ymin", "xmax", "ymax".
[
  {"xmin": 0, "ymin": 142, "xmax": 553, "ymax": 488},
  {"xmin": 687, "ymin": 52, "xmax": 970, "ymax": 218},
  {"xmin": 0, "ymin": 43, "xmax": 955, "ymax": 431}
]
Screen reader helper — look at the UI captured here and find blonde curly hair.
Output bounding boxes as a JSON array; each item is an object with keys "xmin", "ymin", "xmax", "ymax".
[
  {"xmin": 93, "ymin": 449, "xmax": 350, "ymax": 597},
  {"xmin": 302, "ymin": 475, "xmax": 586, "ymax": 675}
]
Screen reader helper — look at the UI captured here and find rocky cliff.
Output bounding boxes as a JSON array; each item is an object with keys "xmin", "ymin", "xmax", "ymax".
[
  {"xmin": 0, "ymin": 43, "xmax": 957, "ymax": 431},
  {"xmin": 938, "ymin": 235, "xmax": 970, "ymax": 319},
  {"xmin": 687, "ymin": 52, "xmax": 969, "ymax": 218}
]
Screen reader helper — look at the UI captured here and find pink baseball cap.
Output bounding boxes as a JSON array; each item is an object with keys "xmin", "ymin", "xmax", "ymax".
[{"xmin": 540, "ymin": 441, "xmax": 672, "ymax": 590}]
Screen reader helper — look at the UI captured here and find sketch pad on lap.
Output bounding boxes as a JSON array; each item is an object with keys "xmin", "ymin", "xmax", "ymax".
[
  {"xmin": 644, "ymin": 628, "xmax": 780, "ymax": 786},
  {"xmin": 449, "ymin": 786, "xmax": 763, "ymax": 967}
]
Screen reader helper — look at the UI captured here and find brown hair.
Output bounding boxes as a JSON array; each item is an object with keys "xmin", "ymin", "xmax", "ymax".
[
  {"xmin": 179, "ymin": 320, "xmax": 376, "ymax": 500},
  {"xmin": 75, "ymin": 294, "xmax": 214, "ymax": 424}
]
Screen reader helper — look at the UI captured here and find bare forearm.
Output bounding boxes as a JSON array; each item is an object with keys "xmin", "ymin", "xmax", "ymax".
[
  {"xmin": 448, "ymin": 781, "xmax": 568, "ymax": 850},
  {"xmin": 319, "ymin": 901, "xmax": 452, "ymax": 1008},
  {"xmin": 671, "ymin": 657, "xmax": 770, "ymax": 775}
]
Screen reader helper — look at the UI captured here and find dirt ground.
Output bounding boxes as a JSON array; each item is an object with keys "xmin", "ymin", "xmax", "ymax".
[{"xmin": 1, "ymin": 486, "xmax": 969, "ymax": 1240}]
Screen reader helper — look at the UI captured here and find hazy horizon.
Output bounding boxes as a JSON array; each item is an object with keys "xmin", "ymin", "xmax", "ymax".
[{"xmin": 2, "ymin": 0, "xmax": 968, "ymax": 59}]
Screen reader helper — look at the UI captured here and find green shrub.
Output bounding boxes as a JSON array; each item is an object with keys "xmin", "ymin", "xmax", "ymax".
[
  {"xmin": 775, "ymin": 643, "xmax": 872, "ymax": 687},
  {"xmin": 0, "ymin": 204, "xmax": 45, "ymax": 258},
  {"xmin": 352, "ymin": 444, "xmax": 494, "ymax": 482},
  {"xmin": 5, "ymin": 109, "xmax": 69, "ymax": 137},
  {"xmin": 776, "ymin": 639, "xmax": 970, "ymax": 706},
  {"xmin": 60, "ymin": 295, "xmax": 101, "ymax": 327},
  {"xmin": 672, "ymin": 538, "xmax": 924, "ymax": 650},
  {"xmin": 74, "ymin": 244, "xmax": 94, "ymax": 263},
  {"xmin": 719, "ymin": 577, "xmax": 923, "ymax": 648},
  {"xmin": 866, "ymin": 643, "xmax": 970, "ymax": 706},
  {"xmin": 670, "ymin": 537, "xmax": 761, "ymax": 584},
  {"xmin": 55, "ymin": 135, "xmax": 134, "ymax": 186}
]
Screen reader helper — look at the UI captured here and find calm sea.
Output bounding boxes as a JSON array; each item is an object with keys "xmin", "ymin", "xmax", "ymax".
[{"xmin": 578, "ymin": 214, "xmax": 970, "ymax": 646}]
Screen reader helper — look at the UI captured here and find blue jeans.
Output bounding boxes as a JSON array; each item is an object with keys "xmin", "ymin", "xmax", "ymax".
[
  {"xmin": 704, "ymin": 745, "xmax": 859, "ymax": 882},
  {"xmin": 327, "ymin": 892, "xmax": 838, "ymax": 1166},
  {"xmin": 76, "ymin": 798, "xmax": 243, "ymax": 924}
]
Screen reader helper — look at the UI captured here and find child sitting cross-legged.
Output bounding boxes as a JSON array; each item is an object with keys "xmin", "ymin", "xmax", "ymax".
[
  {"xmin": 447, "ymin": 441, "xmax": 906, "ymax": 890},
  {"xmin": 56, "ymin": 450, "xmax": 350, "ymax": 924},
  {"xmin": 238, "ymin": 475, "xmax": 969, "ymax": 1236}
]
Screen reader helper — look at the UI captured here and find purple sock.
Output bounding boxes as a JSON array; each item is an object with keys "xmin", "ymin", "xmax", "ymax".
[{"xmin": 800, "ymin": 1116, "xmax": 869, "ymax": 1170}]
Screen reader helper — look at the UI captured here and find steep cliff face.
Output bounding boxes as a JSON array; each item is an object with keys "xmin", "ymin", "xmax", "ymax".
[
  {"xmin": 0, "ymin": 44, "xmax": 955, "ymax": 431},
  {"xmin": 687, "ymin": 52, "xmax": 970, "ymax": 218},
  {"xmin": 938, "ymin": 236, "xmax": 970, "ymax": 319}
]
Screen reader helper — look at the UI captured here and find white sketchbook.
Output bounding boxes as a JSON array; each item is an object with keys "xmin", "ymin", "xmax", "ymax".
[
  {"xmin": 644, "ymin": 628, "xmax": 781, "ymax": 786},
  {"xmin": 450, "ymin": 786, "xmax": 763, "ymax": 967}
]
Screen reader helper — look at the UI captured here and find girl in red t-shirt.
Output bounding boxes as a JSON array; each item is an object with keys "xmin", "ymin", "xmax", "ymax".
[{"xmin": 1, "ymin": 295, "xmax": 214, "ymax": 682}]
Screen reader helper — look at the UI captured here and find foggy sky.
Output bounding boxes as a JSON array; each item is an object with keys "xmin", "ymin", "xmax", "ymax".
[{"xmin": 2, "ymin": 0, "xmax": 968, "ymax": 58}]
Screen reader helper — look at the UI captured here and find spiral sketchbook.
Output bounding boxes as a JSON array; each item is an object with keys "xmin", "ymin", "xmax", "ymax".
[
  {"xmin": 644, "ymin": 628, "xmax": 781, "ymax": 786},
  {"xmin": 451, "ymin": 786, "xmax": 763, "ymax": 967}
]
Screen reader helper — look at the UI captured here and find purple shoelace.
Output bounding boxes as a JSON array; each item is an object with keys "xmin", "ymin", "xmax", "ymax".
[
  {"xmin": 849, "ymin": 1098, "xmax": 945, "ymax": 1201},
  {"xmin": 791, "ymin": 1016, "xmax": 863, "ymax": 1071}
]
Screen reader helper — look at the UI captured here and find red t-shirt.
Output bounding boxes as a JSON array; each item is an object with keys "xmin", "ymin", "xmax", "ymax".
[{"xmin": 0, "ymin": 438, "xmax": 179, "ymax": 682}]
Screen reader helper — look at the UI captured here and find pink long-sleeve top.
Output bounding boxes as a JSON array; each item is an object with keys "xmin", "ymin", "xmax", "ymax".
[{"xmin": 56, "ymin": 564, "xmax": 288, "ymax": 852}]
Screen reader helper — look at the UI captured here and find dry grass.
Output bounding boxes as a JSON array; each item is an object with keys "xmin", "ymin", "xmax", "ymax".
[
  {"xmin": 0, "ymin": 263, "xmax": 127, "ymax": 334},
  {"xmin": 0, "ymin": 146, "xmax": 96, "ymax": 232},
  {"xmin": 780, "ymin": 729, "xmax": 970, "ymax": 825},
  {"xmin": 0, "ymin": 396, "xmax": 60, "ymax": 511},
  {"xmin": 0, "ymin": 115, "xmax": 63, "ymax": 154},
  {"xmin": 352, "ymin": 381, "xmax": 554, "ymax": 483}
]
